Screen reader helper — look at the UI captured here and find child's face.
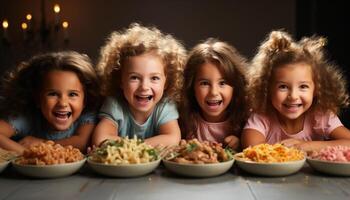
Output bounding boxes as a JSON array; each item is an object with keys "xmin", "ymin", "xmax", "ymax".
[
  {"xmin": 194, "ymin": 62, "xmax": 233, "ymax": 122},
  {"xmin": 39, "ymin": 70, "xmax": 85, "ymax": 131},
  {"xmin": 270, "ymin": 62, "xmax": 315, "ymax": 122},
  {"xmin": 121, "ymin": 53, "xmax": 166, "ymax": 120}
]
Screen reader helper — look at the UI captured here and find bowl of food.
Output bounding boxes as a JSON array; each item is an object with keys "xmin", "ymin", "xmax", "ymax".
[
  {"xmin": 12, "ymin": 141, "xmax": 85, "ymax": 178},
  {"xmin": 88, "ymin": 137, "xmax": 161, "ymax": 177},
  {"xmin": 162, "ymin": 139, "xmax": 234, "ymax": 177},
  {"xmin": 307, "ymin": 145, "xmax": 350, "ymax": 176},
  {"xmin": 234, "ymin": 143, "xmax": 305, "ymax": 176},
  {"xmin": 0, "ymin": 148, "xmax": 18, "ymax": 173}
]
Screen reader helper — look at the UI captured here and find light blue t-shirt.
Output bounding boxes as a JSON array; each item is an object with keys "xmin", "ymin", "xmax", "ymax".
[
  {"xmin": 99, "ymin": 97, "xmax": 179, "ymax": 139},
  {"xmin": 7, "ymin": 112, "xmax": 97, "ymax": 141}
]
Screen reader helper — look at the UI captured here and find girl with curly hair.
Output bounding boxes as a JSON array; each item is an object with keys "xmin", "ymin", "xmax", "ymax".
[
  {"xmin": 180, "ymin": 38, "xmax": 249, "ymax": 150},
  {"xmin": 0, "ymin": 51, "xmax": 101, "ymax": 154},
  {"xmin": 92, "ymin": 23, "xmax": 186, "ymax": 147},
  {"xmin": 242, "ymin": 30, "xmax": 350, "ymax": 152}
]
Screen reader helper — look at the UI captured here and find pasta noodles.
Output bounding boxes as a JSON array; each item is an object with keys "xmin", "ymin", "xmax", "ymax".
[
  {"xmin": 241, "ymin": 143, "xmax": 304, "ymax": 163},
  {"xmin": 16, "ymin": 141, "xmax": 84, "ymax": 165},
  {"xmin": 89, "ymin": 136, "xmax": 159, "ymax": 164}
]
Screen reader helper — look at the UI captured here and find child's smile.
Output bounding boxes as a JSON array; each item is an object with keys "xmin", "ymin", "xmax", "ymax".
[
  {"xmin": 121, "ymin": 53, "xmax": 166, "ymax": 123},
  {"xmin": 39, "ymin": 70, "xmax": 85, "ymax": 131},
  {"xmin": 270, "ymin": 62, "xmax": 315, "ymax": 123},
  {"xmin": 194, "ymin": 62, "xmax": 233, "ymax": 122}
]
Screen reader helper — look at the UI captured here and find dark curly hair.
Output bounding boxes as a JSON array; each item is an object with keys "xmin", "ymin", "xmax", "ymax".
[{"xmin": 0, "ymin": 51, "xmax": 101, "ymax": 117}]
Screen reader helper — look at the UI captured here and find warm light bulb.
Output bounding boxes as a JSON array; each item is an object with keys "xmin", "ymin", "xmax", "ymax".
[
  {"xmin": 53, "ymin": 4, "xmax": 60, "ymax": 13},
  {"xmin": 21, "ymin": 22, "xmax": 28, "ymax": 30},
  {"xmin": 62, "ymin": 21, "xmax": 69, "ymax": 28},
  {"xmin": 2, "ymin": 20, "xmax": 9, "ymax": 29},
  {"xmin": 26, "ymin": 14, "xmax": 32, "ymax": 21}
]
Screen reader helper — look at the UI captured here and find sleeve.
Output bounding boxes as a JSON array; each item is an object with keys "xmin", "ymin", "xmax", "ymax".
[
  {"xmin": 98, "ymin": 96, "xmax": 123, "ymax": 126},
  {"xmin": 313, "ymin": 112, "xmax": 343, "ymax": 137},
  {"xmin": 156, "ymin": 100, "xmax": 179, "ymax": 126},
  {"xmin": 77, "ymin": 112, "xmax": 98, "ymax": 125},
  {"xmin": 243, "ymin": 113, "xmax": 270, "ymax": 137},
  {"xmin": 6, "ymin": 114, "xmax": 31, "ymax": 138}
]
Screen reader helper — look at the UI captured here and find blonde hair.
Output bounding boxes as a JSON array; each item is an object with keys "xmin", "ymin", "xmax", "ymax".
[
  {"xmin": 180, "ymin": 38, "xmax": 249, "ymax": 136},
  {"xmin": 0, "ymin": 51, "xmax": 101, "ymax": 117},
  {"xmin": 97, "ymin": 23, "xmax": 186, "ymax": 103},
  {"xmin": 248, "ymin": 30, "xmax": 349, "ymax": 115}
]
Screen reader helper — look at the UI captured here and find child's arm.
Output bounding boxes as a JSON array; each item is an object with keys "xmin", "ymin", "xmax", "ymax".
[
  {"xmin": 144, "ymin": 119, "xmax": 181, "ymax": 147},
  {"xmin": 92, "ymin": 117, "xmax": 120, "ymax": 146},
  {"xmin": 241, "ymin": 128, "xmax": 266, "ymax": 149},
  {"xmin": 0, "ymin": 120, "xmax": 26, "ymax": 154},
  {"xmin": 285, "ymin": 126, "xmax": 350, "ymax": 152},
  {"xmin": 53, "ymin": 123, "xmax": 95, "ymax": 152}
]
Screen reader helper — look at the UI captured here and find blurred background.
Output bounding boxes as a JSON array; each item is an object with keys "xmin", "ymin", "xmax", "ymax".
[{"xmin": 0, "ymin": 0, "xmax": 349, "ymax": 126}]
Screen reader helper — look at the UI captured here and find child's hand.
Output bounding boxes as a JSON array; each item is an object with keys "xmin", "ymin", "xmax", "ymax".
[
  {"xmin": 224, "ymin": 135, "xmax": 239, "ymax": 150},
  {"xmin": 19, "ymin": 136, "xmax": 44, "ymax": 148},
  {"xmin": 281, "ymin": 138, "xmax": 312, "ymax": 152}
]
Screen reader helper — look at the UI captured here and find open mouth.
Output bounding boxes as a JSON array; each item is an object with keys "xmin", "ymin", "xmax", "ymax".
[
  {"xmin": 283, "ymin": 103, "xmax": 302, "ymax": 108},
  {"xmin": 135, "ymin": 95, "xmax": 153, "ymax": 101},
  {"xmin": 53, "ymin": 111, "xmax": 72, "ymax": 119},
  {"xmin": 206, "ymin": 100, "xmax": 222, "ymax": 106}
]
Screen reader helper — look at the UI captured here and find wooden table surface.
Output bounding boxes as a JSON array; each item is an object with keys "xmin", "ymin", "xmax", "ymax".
[{"xmin": 0, "ymin": 163, "xmax": 349, "ymax": 200}]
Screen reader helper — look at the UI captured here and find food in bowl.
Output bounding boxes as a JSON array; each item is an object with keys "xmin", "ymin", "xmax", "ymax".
[
  {"xmin": 89, "ymin": 136, "xmax": 159, "ymax": 164},
  {"xmin": 164, "ymin": 139, "xmax": 233, "ymax": 164},
  {"xmin": 308, "ymin": 145, "xmax": 350, "ymax": 162},
  {"xmin": 15, "ymin": 141, "xmax": 84, "ymax": 165}
]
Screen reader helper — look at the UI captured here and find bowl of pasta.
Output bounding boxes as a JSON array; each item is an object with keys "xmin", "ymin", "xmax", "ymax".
[
  {"xmin": 307, "ymin": 146, "xmax": 350, "ymax": 176},
  {"xmin": 234, "ymin": 144, "xmax": 305, "ymax": 176},
  {"xmin": 0, "ymin": 148, "xmax": 18, "ymax": 173},
  {"xmin": 12, "ymin": 141, "xmax": 86, "ymax": 178},
  {"xmin": 162, "ymin": 139, "xmax": 235, "ymax": 177},
  {"xmin": 87, "ymin": 137, "xmax": 161, "ymax": 177}
]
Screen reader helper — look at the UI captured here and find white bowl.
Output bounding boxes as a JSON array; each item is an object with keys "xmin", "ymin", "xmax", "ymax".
[
  {"xmin": 12, "ymin": 158, "xmax": 86, "ymax": 178},
  {"xmin": 234, "ymin": 153, "xmax": 305, "ymax": 176},
  {"xmin": 163, "ymin": 159, "xmax": 234, "ymax": 177},
  {"xmin": 87, "ymin": 157, "xmax": 161, "ymax": 177},
  {"xmin": 307, "ymin": 157, "xmax": 350, "ymax": 176},
  {"xmin": 0, "ymin": 161, "xmax": 10, "ymax": 173}
]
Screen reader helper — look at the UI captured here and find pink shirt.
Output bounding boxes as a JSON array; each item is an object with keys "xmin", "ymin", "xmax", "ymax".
[
  {"xmin": 244, "ymin": 112, "xmax": 343, "ymax": 144},
  {"xmin": 186, "ymin": 114, "xmax": 236, "ymax": 144}
]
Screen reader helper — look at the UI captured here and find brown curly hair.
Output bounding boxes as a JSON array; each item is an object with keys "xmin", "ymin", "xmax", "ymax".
[
  {"xmin": 0, "ymin": 51, "xmax": 101, "ymax": 117},
  {"xmin": 97, "ymin": 23, "xmax": 187, "ymax": 103},
  {"xmin": 180, "ymin": 38, "xmax": 249, "ymax": 136},
  {"xmin": 248, "ymin": 30, "xmax": 349, "ymax": 115}
]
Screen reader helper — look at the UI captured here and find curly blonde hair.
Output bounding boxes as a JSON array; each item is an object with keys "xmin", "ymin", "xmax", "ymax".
[
  {"xmin": 0, "ymin": 51, "xmax": 101, "ymax": 117},
  {"xmin": 97, "ymin": 23, "xmax": 186, "ymax": 103},
  {"xmin": 180, "ymin": 38, "xmax": 249, "ymax": 136},
  {"xmin": 248, "ymin": 30, "xmax": 349, "ymax": 115}
]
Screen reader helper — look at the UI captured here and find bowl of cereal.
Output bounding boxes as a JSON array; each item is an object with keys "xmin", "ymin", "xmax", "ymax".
[
  {"xmin": 12, "ymin": 141, "xmax": 86, "ymax": 178},
  {"xmin": 307, "ymin": 146, "xmax": 350, "ymax": 176},
  {"xmin": 234, "ymin": 144, "xmax": 305, "ymax": 176},
  {"xmin": 162, "ymin": 139, "xmax": 235, "ymax": 177},
  {"xmin": 87, "ymin": 137, "xmax": 161, "ymax": 177}
]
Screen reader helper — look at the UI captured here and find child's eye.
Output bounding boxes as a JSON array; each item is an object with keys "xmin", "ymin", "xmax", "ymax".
[
  {"xmin": 130, "ymin": 76, "xmax": 139, "ymax": 81},
  {"xmin": 151, "ymin": 76, "xmax": 160, "ymax": 81},
  {"xmin": 69, "ymin": 92, "xmax": 79, "ymax": 97},
  {"xmin": 300, "ymin": 84, "xmax": 309, "ymax": 89},
  {"xmin": 219, "ymin": 80, "xmax": 227, "ymax": 86},
  {"xmin": 47, "ymin": 92, "xmax": 58, "ymax": 96},
  {"xmin": 278, "ymin": 84, "xmax": 288, "ymax": 90},
  {"xmin": 199, "ymin": 81, "xmax": 210, "ymax": 86}
]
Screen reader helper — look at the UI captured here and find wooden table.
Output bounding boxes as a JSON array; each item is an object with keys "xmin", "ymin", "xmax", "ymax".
[{"xmin": 0, "ymin": 164, "xmax": 349, "ymax": 200}]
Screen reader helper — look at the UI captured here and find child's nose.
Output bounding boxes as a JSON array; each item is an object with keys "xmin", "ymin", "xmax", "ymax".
[
  {"xmin": 210, "ymin": 85, "xmax": 219, "ymax": 96},
  {"xmin": 58, "ymin": 96, "xmax": 68, "ymax": 107},
  {"xmin": 288, "ymin": 89, "xmax": 298, "ymax": 99},
  {"xmin": 140, "ymin": 80, "xmax": 150, "ymax": 90}
]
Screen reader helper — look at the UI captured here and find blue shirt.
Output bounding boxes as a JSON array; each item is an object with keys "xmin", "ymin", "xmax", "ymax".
[
  {"xmin": 7, "ymin": 112, "xmax": 97, "ymax": 141},
  {"xmin": 99, "ymin": 97, "xmax": 179, "ymax": 139}
]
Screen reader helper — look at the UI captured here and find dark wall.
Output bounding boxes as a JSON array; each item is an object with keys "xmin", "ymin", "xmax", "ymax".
[{"xmin": 0, "ymin": 0, "xmax": 296, "ymax": 71}]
